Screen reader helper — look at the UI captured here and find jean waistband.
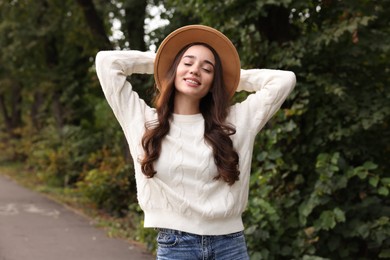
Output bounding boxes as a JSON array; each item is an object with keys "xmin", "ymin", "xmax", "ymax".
[
  {"xmin": 156, "ymin": 228, "xmax": 189, "ymax": 236},
  {"xmin": 156, "ymin": 228, "xmax": 243, "ymax": 237}
]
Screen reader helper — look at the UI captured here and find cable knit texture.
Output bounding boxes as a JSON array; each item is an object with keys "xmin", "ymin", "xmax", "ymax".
[{"xmin": 95, "ymin": 50, "xmax": 296, "ymax": 235}]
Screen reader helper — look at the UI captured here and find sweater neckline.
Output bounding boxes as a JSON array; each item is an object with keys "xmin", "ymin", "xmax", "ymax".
[{"xmin": 172, "ymin": 113, "xmax": 204, "ymax": 123}]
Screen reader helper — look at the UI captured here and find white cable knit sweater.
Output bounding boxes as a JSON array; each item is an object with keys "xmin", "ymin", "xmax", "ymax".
[{"xmin": 95, "ymin": 50, "xmax": 296, "ymax": 235}]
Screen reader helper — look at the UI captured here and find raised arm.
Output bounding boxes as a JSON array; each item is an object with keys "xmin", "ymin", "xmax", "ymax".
[
  {"xmin": 95, "ymin": 50, "xmax": 156, "ymax": 129},
  {"xmin": 231, "ymin": 69, "xmax": 296, "ymax": 133}
]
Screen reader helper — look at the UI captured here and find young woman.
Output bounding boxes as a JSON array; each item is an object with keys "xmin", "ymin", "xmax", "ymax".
[{"xmin": 96, "ymin": 25, "xmax": 296, "ymax": 260}]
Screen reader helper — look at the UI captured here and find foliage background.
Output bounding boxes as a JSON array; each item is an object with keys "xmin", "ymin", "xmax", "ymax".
[{"xmin": 0, "ymin": 0, "xmax": 389, "ymax": 259}]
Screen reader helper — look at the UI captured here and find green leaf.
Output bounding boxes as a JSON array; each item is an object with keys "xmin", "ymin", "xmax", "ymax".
[
  {"xmin": 333, "ymin": 208, "xmax": 346, "ymax": 223},
  {"xmin": 376, "ymin": 216, "xmax": 389, "ymax": 226},
  {"xmin": 268, "ymin": 150, "xmax": 282, "ymax": 160},
  {"xmin": 381, "ymin": 178, "xmax": 390, "ymax": 186},
  {"xmin": 245, "ymin": 225, "xmax": 258, "ymax": 235},
  {"xmin": 378, "ymin": 186, "xmax": 389, "ymax": 196},
  {"xmin": 356, "ymin": 223, "xmax": 370, "ymax": 238},
  {"xmin": 363, "ymin": 161, "xmax": 378, "ymax": 170},
  {"xmin": 369, "ymin": 176, "xmax": 380, "ymax": 187},
  {"xmin": 316, "ymin": 210, "xmax": 336, "ymax": 230},
  {"xmin": 256, "ymin": 151, "xmax": 267, "ymax": 162},
  {"xmin": 379, "ymin": 249, "xmax": 390, "ymax": 258},
  {"xmin": 357, "ymin": 168, "xmax": 368, "ymax": 179}
]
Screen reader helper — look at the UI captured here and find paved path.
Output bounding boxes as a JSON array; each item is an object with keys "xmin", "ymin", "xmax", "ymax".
[{"xmin": 0, "ymin": 174, "xmax": 154, "ymax": 260}]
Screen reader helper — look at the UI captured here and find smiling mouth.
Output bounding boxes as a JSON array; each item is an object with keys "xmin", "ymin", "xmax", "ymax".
[{"xmin": 184, "ymin": 78, "xmax": 201, "ymax": 86}]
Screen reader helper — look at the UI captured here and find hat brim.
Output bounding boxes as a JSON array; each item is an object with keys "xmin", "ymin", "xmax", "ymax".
[{"xmin": 154, "ymin": 25, "xmax": 240, "ymax": 98}]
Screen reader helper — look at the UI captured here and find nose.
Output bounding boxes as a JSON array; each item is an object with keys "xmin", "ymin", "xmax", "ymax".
[{"xmin": 189, "ymin": 65, "xmax": 200, "ymax": 76}]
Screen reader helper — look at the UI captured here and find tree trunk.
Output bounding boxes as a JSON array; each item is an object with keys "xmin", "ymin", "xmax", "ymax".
[
  {"xmin": 52, "ymin": 90, "xmax": 64, "ymax": 131},
  {"xmin": 76, "ymin": 0, "xmax": 112, "ymax": 49},
  {"xmin": 0, "ymin": 80, "xmax": 22, "ymax": 138},
  {"xmin": 124, "ymin": 0, "xmax": 147, "ymax": 51},
  {"xmin": 31, "ymin": 91, "xmax": 44, "ymax": 130}
]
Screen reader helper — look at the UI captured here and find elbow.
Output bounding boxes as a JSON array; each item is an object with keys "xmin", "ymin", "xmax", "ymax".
[
  {"xmin": 283, "ymin": 71, "xmax": 296, "ymax": 92},
  {"xmin": 95, "ymin": 51, "xmax": 107, "ymax": 68},
  {"xmin": 290, "ymin": 71, "xmax": 297, "ymax": 85},
  {"xmin": 95, "ymin": 51, "xmax": 111, "ymax": 77}
]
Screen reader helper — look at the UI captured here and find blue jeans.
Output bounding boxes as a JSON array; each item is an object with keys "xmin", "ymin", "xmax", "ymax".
[{"xmin": 156, "ymin": 228, "xmax": 249, "ymax": 260}]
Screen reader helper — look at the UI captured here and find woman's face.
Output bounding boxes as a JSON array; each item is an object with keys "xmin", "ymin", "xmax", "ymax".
[{"xmin": 174, "ymin": 45, "xmax": 215, "ymax": 101}]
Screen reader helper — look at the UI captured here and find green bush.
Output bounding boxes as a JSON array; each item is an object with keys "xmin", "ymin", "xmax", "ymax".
[
  {"xmin": 77, "ymin": 147, "xmax": 136, "ymax": 216},
  {"xmin": 243, "ymin": 103, "xmax": 389, "ymax": 260},
  {"xmin": 23, "ymin": 123, "xmax": 98, "ymax": 187}
]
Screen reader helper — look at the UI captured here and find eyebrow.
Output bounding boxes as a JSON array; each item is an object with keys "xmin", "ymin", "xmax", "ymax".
[{"xmin": 183, "ymin": 55, "xmax": 215, "ymax": 68}]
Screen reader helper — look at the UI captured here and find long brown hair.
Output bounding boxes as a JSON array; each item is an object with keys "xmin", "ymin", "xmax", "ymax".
[{"xmin": 141, "ymin": 43, "xmax": 240, "ymax": 185}]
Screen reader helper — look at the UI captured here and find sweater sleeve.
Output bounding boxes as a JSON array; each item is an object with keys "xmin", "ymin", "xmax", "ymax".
[
  {"xmin": 95, "ymin": 50, "xmax": 156, "ymax": 135},
  {"xmin": 230, "ymin": 69, "xmax": 296, "ymax": 134}
]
